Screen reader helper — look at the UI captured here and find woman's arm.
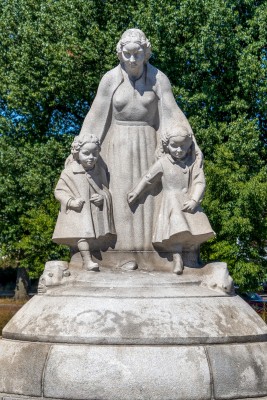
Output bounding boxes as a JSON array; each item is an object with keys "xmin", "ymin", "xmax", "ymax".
[
  {"xmin": 157, "ymin": 71, "xmax": 203, "ymax": 166},
  {"xmin": 79, "ymin": 66, "xmax": 122, "ymax": 143},
  {"xmin": 128, "ymin": 160, "xmax": 163, "ymax": 204},
  {"xmin": 79, "ymin": 73, "xmax": 113, "ymax": 143}
]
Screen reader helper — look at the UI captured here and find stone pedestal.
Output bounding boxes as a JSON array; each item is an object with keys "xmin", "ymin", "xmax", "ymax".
[{"xmin": 1, "ymin": 265, "xmax": 267, "ymax": 400}]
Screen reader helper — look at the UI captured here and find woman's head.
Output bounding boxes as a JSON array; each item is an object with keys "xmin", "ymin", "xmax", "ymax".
[
  {"xmin": 117, "ymin": 29, "xmax": 152, "ymax": 70},
  {"xmin": 162, "ymin": 125, "xmax": 193, "ymax": 160},
  {"xmin": 71, "ymin": 135, "xmax": 101, "ymax": 170}
]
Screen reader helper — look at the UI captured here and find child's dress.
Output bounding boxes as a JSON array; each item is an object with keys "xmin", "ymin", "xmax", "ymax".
[
  {"xmin": 52, "ymin": 160, "xmax": 116, "ymax": 247},
  {"xmin": 136, "ymin": 154, "xmax": 214, "ymax": 250}
]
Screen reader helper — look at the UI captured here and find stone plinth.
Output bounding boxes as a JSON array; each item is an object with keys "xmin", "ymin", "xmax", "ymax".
[{"xmin": 1, "ymin": 266, "xmax": 267, "ymax": 400}]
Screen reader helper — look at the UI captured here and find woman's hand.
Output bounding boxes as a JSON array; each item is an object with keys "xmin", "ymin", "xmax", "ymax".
[
  {"xmin": 127, "ymin": 191, "xmax": 138, "ymax": 205},
  {"xmin": 182, "ymin": 199, "xmax": 198, "ymax": 213},
  {"xmin": 90, "ymin": 193, "xmax": 104, "ymax": 207}
]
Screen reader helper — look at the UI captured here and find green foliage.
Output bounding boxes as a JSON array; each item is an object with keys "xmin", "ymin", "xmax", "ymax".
[
  {"xmin": 16, "ymin": 196, "xmax": 70, "ymax": 278},
  {"xmin": 0, "ymin": 0, "xmax": 266, "ymax": 287},
  {"xmin": 0, "ymin": 135, "xmax": 71, "ymax": 277}
]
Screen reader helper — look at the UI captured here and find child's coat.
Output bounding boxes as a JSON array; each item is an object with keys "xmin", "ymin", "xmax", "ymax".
[{"xmin": 53, "ymin": 161, "xmax": 116, "ymax": 246}]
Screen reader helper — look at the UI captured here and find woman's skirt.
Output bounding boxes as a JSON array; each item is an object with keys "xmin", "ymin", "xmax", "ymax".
[{"xmin": 103, "ymin": 121, "xmax": 159, "ymax": 251}]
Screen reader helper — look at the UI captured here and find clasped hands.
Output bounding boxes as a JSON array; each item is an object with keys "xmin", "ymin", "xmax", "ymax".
[
  {"xmin": 68, "ymin": 194, "xmax": 104, "ymax": 212},
  {"xmin": 181, "ymin": 199, "xmax": 197, "ymax": 213}
]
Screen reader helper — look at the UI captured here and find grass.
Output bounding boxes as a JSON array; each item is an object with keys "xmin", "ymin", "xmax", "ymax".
[
  {"xmin": 0, "ymin": 298, "xmax": 27, "ymax": 305},
  {"xmin": 0, "ymin": 298, "xmax": 28, "ymax": 336}
]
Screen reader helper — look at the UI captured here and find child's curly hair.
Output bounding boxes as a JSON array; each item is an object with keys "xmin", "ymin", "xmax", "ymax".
[
  {"xmin": 71, "ymin": 134, "xmax": 101, "ymax": 161},
  {"xmin": 161, "ymin": 124, "xmax": 192, "ymax": 154}
]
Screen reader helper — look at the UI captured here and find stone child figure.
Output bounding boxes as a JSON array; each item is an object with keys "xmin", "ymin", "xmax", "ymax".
[
  {"xmin": 128, "ymin": 125, "xmax": 214, "ymax": 274},
  {"xmin": 52, "ymin": 135, "xmax": 116, "ymax": 271}
]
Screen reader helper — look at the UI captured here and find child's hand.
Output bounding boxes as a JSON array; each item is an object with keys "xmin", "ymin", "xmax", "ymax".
[
  {"xmin": 90, "ymin": 193, "xmax": 104, "ymax": 207},
  {"xmin": 69, "ymin": 198, "xmax": 85, "ymax": 212},
  {"xmin": 182, "ymin": 199, "xmax": 197, "ymax": 213},
  {"xmin": 127, "ymin": 191, "xmax": 138, "ymax": 205}
]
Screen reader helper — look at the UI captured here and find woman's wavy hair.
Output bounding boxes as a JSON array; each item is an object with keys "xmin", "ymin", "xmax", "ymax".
[{"xmin": 116, "ymin": 29, "xmax": 152, "ymax": 63}]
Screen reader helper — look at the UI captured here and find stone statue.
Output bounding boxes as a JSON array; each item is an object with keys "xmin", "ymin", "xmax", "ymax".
[
  {"xmin": 128, "ymin": 124, "xmax": 214, "ymax": 274},
  {"xmin": 2, "ymin": 29, "xmax": 267, "ymax": 400},
  {"xmin": 52, "ymin": 134, "xmax": 116, "ymax": 271},
  {"xmin": 78, "ymin": 28, "xmax": 205, "ymax": 270},
  {"xmin": 38, "ymin": 261, "xmax": 70, "ymax": 294},
  {"xmin": 52, "ymin": 28, "xmax": 214, "ymax": 273}
]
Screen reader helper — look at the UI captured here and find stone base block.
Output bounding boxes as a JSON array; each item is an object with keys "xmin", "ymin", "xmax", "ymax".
[
  {"xmin": 1, "ymin": 340, "xmax": 267, "ymax": 400},
  {"xmin": 71, "ymin": 248, "xmax": 201, "ymax": 270}
]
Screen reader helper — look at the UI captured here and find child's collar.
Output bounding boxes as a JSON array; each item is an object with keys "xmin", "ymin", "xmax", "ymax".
[
  {"xmin": 71, "ymin": 161, "xmax": 86, "ymax": 174},
  {"xmin": 71, "ymin": 161, "xmax": 98, "ymax": 175},
  {"xmin": 166, "ymin": 153, "xmax": 187, "ymax": 166}
]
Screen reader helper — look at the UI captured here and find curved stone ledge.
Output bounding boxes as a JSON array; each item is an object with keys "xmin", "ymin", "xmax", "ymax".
[
  {"xmin": 2, "ymin": 395, "xmax": 267, "ymax": 400},
  {"xmin": 3, "ymin": 397, "xmax": 267, "ymax": 400},
  {"xmin": 3, "ymin": 291, "xmax": 267, "ymax": 345}
]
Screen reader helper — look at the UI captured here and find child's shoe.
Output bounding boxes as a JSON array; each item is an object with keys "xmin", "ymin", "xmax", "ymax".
[
  {"xmin": 84, "ymin": 260, "xmax": 99, "ymax": 272},
  {"xmin": 80, "ymin": 249, "xmax": 100, "ymax": 272}
]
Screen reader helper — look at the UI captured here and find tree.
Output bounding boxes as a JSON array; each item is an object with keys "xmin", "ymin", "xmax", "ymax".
[
  {"xmin": 0, "ymin": 0, "xmax": 266, "ymax": 288},
  {"xmin": 0, "ymin": 135, "xmax": 71, "ymax": 277}
]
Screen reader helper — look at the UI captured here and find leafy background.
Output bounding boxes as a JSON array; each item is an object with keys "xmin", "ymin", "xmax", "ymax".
[{"xmin": 0, "ymin": 0, "xmax": 266, "ymax": 289}]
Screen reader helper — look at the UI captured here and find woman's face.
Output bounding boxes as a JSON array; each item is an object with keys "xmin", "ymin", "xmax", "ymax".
[{"xmin": 121, "ymin": 41, "xmax": 145, "ymax": 75}]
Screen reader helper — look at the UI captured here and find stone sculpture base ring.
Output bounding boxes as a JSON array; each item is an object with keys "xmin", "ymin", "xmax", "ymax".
[{"xmin": 0, "ymin": 266, "xmax": 267, "ymax": 400}]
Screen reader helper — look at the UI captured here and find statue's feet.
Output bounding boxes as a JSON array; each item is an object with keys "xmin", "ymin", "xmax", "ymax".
[
  {"xmin": 121, "ymin": 260, "xmax": 138, "ymax": 271},
  {"xmin": 173, "ymin": 254, "xmax": 184, "ymax": 275},
  {"xmin": 84, "ymin": 261, "xmax": 100, "ymax": 272}
]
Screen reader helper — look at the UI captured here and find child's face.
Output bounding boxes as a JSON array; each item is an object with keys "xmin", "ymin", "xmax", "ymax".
[
  {"xmin": 167, "ymin": 135, "xmax": 192, "ymax": 160},
  {"xmin": 79, "ymin": 142, "xmax": 99, "ymax": 170}
]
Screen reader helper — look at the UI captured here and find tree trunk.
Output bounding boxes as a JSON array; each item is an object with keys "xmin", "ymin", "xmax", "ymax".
[{"xmin": 14, "ymin": 267, "xmax": 29, "ymax": 300}]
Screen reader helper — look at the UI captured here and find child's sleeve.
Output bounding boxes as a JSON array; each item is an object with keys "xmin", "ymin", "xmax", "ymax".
[
  {"xmin": 54, "ymin": 175, "xmax": 75, "ymax": 213},
  {"xmin": 143, "ymin": 159, "xmax": 164, "ymax": 184},
  {"xmin": 190, "ymin": 165, "xmax": 206, "ymax": 203},
  {"xmin": 132, "ymin": 160, "xmax": 163, "ymax": 196}
]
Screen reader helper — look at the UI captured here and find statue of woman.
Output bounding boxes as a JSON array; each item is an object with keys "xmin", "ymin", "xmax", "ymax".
[{"xmin": 78, "ymin": 29, "xmax": 202, "ymax": 269}]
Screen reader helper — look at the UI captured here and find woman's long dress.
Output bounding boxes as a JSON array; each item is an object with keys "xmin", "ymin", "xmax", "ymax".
[{"xmin": 103, "ymin": 70, "xmax": 160, "ymax": 251}]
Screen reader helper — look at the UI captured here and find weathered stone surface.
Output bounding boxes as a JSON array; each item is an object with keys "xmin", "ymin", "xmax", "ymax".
[
  {"xmin": 2, "ymin": 269, "xmax": 267, "ymax": 399},
  {"xmin": 208, "ymin": 342, "xmax": 267, "ymax": 399},
  {"xmin": 3, "ymin": 269, "xmax": 267, "ymax": 345},
  {"xmin": 38, "ymin": 260, "xmax": 70, "ymax": 294},
  {"xmin": 2, "ymin": 396, "xmax": 267, "ymax": 400},
  {"xmin": 0, "ymin": 340, "xmax": 50, "ymax": 397},
  {"xmin": 1, "ymin": 339, "xmax": 267, "ymax": 400},
  {"xmin": 43, "ymin": 345, "xmax": 211, "ymax": 400},
  {"xmin": 4, "ymin": 295, "xmax": 267, "ymax": 345},
  {"xmin": 201, "ymin": 262, "xmax": 234, "ymax": 294}
]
